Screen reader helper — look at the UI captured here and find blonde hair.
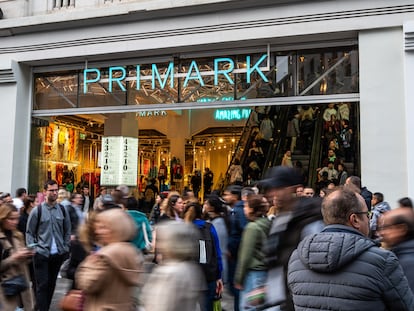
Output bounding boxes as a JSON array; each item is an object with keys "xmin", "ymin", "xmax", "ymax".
[
  {"xmin": 57, "ymin": 189, "xmax": 69, "ymax": 203},
  {"xmin": 0, "ymin": 203, "xmax": 23, "ymax": 240},
  {"xmin": 156, "ymin": 222, "xmax": 198, "ymax": 261},
  {"xmin": 96, "ymin": 209, "xmax": 137, "ymax": 243}
]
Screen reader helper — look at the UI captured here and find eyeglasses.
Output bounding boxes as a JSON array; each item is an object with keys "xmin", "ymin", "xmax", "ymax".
[{"xmin": 354, "ymin": 211, "xmax": 370, "ymax": 218}]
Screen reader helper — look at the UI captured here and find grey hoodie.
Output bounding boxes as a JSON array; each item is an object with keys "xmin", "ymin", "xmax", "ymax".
[{"xmin": 288, "ymin": 225, "xmax": 414, "ymax": 311}]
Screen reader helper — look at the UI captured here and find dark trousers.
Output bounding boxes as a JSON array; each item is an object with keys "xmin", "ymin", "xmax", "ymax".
[
  {"xmin": 199, "ymin": 280, "xmax": 217, "ymax": 311},
  {"xmin": 33, "ymin": 253, "xmax": 67, "ymax": 311},
  {"xmin": 228, "ymin": 257, "xmax": 240, "ymax": 311}
]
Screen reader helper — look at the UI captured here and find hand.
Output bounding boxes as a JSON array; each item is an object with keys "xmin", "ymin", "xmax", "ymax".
[
  {"xmin": 216, "ymin": 279, "xmax": 223, "ymax": 296},
  {"xmin": 12, "ymin": 248, "xmax": 34, "ymax": 261},
  {"xmin": 234, "ymin": 283, "xmax": 243, "ymax": 290}
]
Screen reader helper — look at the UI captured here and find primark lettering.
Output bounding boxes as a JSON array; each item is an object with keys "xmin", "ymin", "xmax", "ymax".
[{"xmin": 83, "ymin": 55, "xmax": 269, "ymax": 93}]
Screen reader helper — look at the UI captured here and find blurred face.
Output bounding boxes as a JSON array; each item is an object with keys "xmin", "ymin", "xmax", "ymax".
[
  {"xmin": 72, "ymin": 194, "xmax": 83, "ymax": 206},
  {"xmin": 266, "ymin": 186, "xmax": 295, "ymax": 212},
  {"xmin": 303, "ymin": 188, "xmax": 314, "ymax": 197},
  {"xmin": 243, "ymin": 200, "xmax": 254, "ymax": 220},
  {"xmin": 94, "ymin": 219, "xmax": 112, "ymax": 246},
  {"xmin": 296, "ymin": 187, "xmax": 304, "ymax": 197},
  {"xmin": 83, "ymin": 187, "xmax": 90, "ymax": 196},
  {"xmin": 223, "ymin": 191, "xmax": 237, "ymax": 205},
  {"xmin": 203, "ymin": 200, "xmax": 212, "ymax": 213},
  {"xmin": 378, "ymin": 215, "xmax": 406, "ymax": 247},
  {"xmin": 3, "ymin": 211, "xmax": 19, "ymax": 231},
  {"xmin": 156, "ymin": 195, "xmax": 163, "ymax": 204},
  {"xmin": 173, "ymin": 198, "xmax": 184, "ymax": 214}
]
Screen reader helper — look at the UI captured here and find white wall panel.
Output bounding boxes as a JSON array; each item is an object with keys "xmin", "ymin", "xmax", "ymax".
[{"xmin": 359, "ymin": 27, "xmax": 407, "ymax": 205}]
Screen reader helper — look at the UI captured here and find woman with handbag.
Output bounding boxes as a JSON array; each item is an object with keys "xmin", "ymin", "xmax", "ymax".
[
  {"xmin": 0, "ymin": 203, "xmax": 35, "ymax": 311},
  {"xmin": 75, "ymin": 208, "xmax": 142, "ymax": 311}
]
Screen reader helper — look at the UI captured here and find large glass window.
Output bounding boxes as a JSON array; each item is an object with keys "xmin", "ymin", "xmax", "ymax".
[
  {"xmin": 28, "ymin": 102, "xmax": 360, "ymax": 197},
  {"xmin": 33, "ymin": 46, "xmax": 358, "ymax": 110}
]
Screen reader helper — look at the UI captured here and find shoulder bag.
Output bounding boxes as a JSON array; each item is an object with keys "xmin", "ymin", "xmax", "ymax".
[{"xmin": 1, "ymin": 274, "xmax": 28, "ymax": 296}]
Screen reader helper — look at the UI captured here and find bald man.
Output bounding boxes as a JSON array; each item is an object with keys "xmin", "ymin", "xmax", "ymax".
[{"xmin": 379, "ymin": 208, "xmax": 414, "ymax": 292}]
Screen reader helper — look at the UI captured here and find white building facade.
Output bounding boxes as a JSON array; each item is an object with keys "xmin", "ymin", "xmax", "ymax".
[{"xmin": 0, "ymin": 0, "xmax": 413, "ymax": 203}]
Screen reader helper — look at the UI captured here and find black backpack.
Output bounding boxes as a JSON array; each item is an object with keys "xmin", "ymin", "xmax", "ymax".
[{"xmin": 196, "ymin": 222, "xmax": 219, "ymax": 282}]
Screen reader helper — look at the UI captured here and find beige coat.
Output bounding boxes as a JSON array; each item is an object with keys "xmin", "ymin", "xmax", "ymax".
[
  {"xmin": 0, "ymin": 231, "xmax": 34, "ymax": 311},
  {"xmin": 76, "ymin": 242, "xmax": 142, "ymax": 311}
]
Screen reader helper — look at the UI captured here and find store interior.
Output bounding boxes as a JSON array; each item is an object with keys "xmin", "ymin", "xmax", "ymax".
[{"xmin": 29, "ymin": 107, "xmax": 247, "ymax": 196}]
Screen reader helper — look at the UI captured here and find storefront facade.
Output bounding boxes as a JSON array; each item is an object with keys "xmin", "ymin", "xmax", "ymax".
[{"xmin": 0, "ymin": 0, "xmax": 413, "ymax": 203}]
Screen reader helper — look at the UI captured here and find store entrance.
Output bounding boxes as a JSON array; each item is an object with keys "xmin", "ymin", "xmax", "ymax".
[
  {"xmin": 29, "ymin": 107, "xmax": 246, "ymax": 198},
  {"xmin": 29, "ymin": 102, "xmax": 360, "ymax": 201}
]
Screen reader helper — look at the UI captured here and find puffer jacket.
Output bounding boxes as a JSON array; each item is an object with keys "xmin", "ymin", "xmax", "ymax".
[
  {"xmin": 288, "ymin": 225, "xmax": 414, "ymax": 311},
  {"xmin": 391, "ymin": 239, "xmax": 414, "ymax": 293}
]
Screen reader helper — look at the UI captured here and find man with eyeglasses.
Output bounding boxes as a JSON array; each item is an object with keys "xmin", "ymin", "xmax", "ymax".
[
  {"xmin": 26, "ymin": 180, "xmax": 71, "ymax": 311},
  {"xmin": 288, "ymin": 188, "xmax": 414, "ymax": 311}
]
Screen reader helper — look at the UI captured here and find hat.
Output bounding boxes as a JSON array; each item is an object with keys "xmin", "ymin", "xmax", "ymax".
[
  {"xmin": 225, "ymin": 185, "xmax": 243, "ymax": 196},
  {"xmin": 260, "ymin": 166, "xmax": 303, "ymax": 190}
]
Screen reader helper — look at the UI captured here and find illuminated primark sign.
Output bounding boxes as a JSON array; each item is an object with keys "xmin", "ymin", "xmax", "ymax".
[{"xmin": 83, "ymin": 55, "xmax": 269, "ymax": 93}]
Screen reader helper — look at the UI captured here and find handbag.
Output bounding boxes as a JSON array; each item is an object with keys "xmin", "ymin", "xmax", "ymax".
[
  {"xmin": 59, "ymin": 289, "xmax": 85, "ymax": 311},
  {"xmin": 1, "ymin": 274, "xmax": 28, "ymax": 296},
  {"xmin": 245, "ymin": 285, "xmax": 266, "ymax": 307}
]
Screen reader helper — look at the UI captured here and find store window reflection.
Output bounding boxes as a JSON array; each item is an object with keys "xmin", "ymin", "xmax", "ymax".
[
  {"xmin": 34, "ymin": 73, "xmax": 78, "ymax": 110},
  {"xmin": 33, "ymin": 46, "xmax": 359, "ymax": 111}
]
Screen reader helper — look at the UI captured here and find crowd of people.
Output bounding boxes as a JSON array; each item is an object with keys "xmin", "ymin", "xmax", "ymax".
[{"xmin": 1, "ymin": 165, "xmax": 414, "ymax": 311}]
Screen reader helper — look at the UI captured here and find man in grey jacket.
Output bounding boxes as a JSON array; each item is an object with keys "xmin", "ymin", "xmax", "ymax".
[
  {"xmin": 26, "ymin": 180, "xmax": 71, "ymax": 311},
  {"xmin": 288, "ymin": 188, "xmax": 414, "ymax": 311}
]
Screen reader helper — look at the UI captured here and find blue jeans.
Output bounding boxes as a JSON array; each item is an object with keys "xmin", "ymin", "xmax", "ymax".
[{"xmin": 240, "ymin": 270, "xmax": 267, "ymax": 311}]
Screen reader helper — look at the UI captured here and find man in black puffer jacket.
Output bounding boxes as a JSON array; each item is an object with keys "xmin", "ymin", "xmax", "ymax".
[{"xmin": 288, "ymin": 188, "xmax": 414, "ymax": 311}]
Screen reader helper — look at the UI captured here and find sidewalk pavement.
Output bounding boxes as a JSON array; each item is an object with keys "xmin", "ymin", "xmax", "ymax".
[{"xmin": 50, "ymin": 254, "xmax": 234, "ymax": 310}]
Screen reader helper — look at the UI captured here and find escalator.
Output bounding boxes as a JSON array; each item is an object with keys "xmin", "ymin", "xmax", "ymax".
[
  {"xmin": 219, "ymin": 103, "xmax": 333, "ymax": 192},
  {"xmin": 219, "ymin": 105, "xmax": 290, "ymax": 191}
]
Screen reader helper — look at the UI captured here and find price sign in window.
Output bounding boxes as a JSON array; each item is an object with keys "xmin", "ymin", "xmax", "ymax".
[{"xmin": 101, "ymin": 136, "xmax": 138, "ymax": 186}]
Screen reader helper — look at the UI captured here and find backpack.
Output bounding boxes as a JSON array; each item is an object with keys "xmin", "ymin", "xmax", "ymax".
[
  {"xmin": 263, "ymin": 197, "xmax": 323, "ymax": 269},
  {"xmin": 196, "ymin": 222, "xmax": 219, "ymax": 282}
]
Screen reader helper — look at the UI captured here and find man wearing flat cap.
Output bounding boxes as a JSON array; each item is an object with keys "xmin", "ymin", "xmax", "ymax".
[{"xmin": 260, "ymin": 166, "xmax": 324, "ymax": 311}]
